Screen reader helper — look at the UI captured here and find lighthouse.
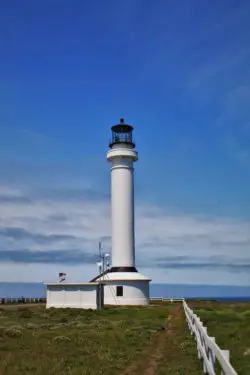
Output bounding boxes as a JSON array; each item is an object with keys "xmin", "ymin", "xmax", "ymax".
[
  {"xmin": 108, "ymin": 118, "xmax": 138, "ymax": 272},
  {"xmin": 45, "ymin": 118, "xmax": 151, "ymax": 309},
  {"xmin": 91, "ymin": 119, "xmax": 151, "ymax": 305}
]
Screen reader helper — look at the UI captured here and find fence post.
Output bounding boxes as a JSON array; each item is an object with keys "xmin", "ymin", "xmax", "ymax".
[
  {"xmin": 202, "ymin": 327, "xmax": 208, "ymax": 374},
  {"xmin": 209, "ymin": 337, "xmax": 216, "ymax": 371},
  {"xmin": 221, "ymin": 350, "xmax": 230, "ymax": 375}
]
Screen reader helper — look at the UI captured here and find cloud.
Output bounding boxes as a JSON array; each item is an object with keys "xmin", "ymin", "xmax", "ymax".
[
  {"xmin": 0, "ymin": 195, "xmax": 32, "ymax": 204},
  {"xmin": 0, "ymin": 249, "xmax": 97, "ymax": 264},
  {"xmin": 151, "ymin": 254, "xmax": 250, "ymax": 273},
  {"xmin": 0, "ymin": 184, "xmax": 249, "ymax": 285},
  {"xmin": 0, "ymin": 227, "xmax": 76, "ymax": 244},
  {"xmin": 33, "ymin": 188, "xmax": 109, "ymax": 202},
  {"xmin": 0, "ymin": 159, "xmax": 107, "ymax": 192},
  {"xmin": 158, "ymin": 262, "xmax": 250, "ymax": 272},
  {"xmin": 0, "ymin": 186, "xmax": 33, "ymax": 204}
]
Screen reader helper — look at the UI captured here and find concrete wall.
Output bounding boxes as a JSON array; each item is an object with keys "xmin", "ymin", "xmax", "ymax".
[
  {"xmin": 103, "ymin": 280, "xmax": 150, "ymax": 305},
  {"xmin": 46, "ymin": 283, "xmax": 103, "ymax": 309}
]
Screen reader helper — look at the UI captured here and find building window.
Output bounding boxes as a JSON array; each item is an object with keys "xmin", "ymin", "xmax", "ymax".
[{"xmin": 116, "ymin": 286, "xmax": 123, "ymax": 297}]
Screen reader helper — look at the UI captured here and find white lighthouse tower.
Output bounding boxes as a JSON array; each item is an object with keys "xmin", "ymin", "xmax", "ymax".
[
  {"xmin": 92, "ymin": 119, "xmax": 151, "ymax": 305},
  {"xmin": 108, "ymin": 118, "xmax": 138, "ymax": 273}
]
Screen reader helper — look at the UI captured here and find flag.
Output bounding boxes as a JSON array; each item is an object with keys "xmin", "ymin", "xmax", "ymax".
[{"xmin": 59, "ymin": 272, "xmax": 66, "ymax": 282}]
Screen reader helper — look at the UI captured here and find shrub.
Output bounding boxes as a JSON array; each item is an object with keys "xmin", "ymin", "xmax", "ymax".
[
  {"xmin": 18, "ymin": 308, "xmax": 32, "ymax": 319},
  {"xmin": 9, "ymin": 324, "xmax": 23, "ymax": 330},
  {"xmin": 0, "ymin": 326, "xmax": 5, "ymax": 337},
  {"xmin": 52, "ymin": 335, "xmax": 71, "ymax": 342},
  {"xmin": 75, "ymin": 322, "xmax": 88, "ymax": 329},
  {"xmin": 5, "ymin": 327, "xmax": 23, "ymax": 338},
  {"xmin": 59, "ymin": 316, "xmax": 68, "ymax": 323},
  {"xmin": 240, "ymin": 310, "xmax": 250, "ymax": 318},
  {"xmin": 40, "ymin": 313, "xmax": 49, "ymax": 319},
  {"xmin": 26, "ymin": 322, "xmax": 39, "ymax": 329}
]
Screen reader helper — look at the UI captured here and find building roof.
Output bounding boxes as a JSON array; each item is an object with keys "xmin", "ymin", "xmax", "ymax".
[
  {"xmin": 44, "ymin": 282, "xmax": 100, "ymax": 286},
  {"xmin": 93, "ymin": 271, "xmax": 151, "ymax": 282}
]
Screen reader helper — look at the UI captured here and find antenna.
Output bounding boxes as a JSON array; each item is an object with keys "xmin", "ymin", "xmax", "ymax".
[
  {"xmin": 98, "ymin": 240, "xmax": 102, "ymax": 257},
  {"xmin": 97, "ymin": 239, "xmax": 110, "ymax": 275}
]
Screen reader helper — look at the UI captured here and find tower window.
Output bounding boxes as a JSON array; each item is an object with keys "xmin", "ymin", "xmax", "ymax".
[{"xmin": 116, "ymin": 286, "xmax": 123, "ymax": 297}]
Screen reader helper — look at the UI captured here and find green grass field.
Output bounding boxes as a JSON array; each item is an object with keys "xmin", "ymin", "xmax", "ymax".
[{"xmin": 0, "ymin": 301, "xmax": 249, "ymax": 375}]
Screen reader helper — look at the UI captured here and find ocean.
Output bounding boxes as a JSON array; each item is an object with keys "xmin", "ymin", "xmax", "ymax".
[{"xmin": 0, "ymin": 282, "xmax": 249, "ymax": 301}]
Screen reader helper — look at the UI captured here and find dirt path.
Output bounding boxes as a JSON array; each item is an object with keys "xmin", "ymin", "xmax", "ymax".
[
  {"xmin": 122, "ymin": 304, "xmax": 182, "ymax": 375},
  {"xmin": 143, "ymin": 312, "xmax": 176, "ymax": 375},
  {"xmin": 122, "ymin": 303, "xmax": 202, "ymax": 375}
]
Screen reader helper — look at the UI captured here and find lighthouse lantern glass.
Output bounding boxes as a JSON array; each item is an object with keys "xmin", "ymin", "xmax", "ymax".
[{"xmin": 109, "ymin": 120, "xmax": 135, "ymax": 148}]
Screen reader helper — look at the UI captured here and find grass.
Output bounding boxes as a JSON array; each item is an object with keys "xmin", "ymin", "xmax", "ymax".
[
  {"xmin": 0, "ymin": 301, "xmax": 249, "ymax": 375},
  {"xmin": 189, "ymin": 300, "xmax": 250, "ymax": 375},
  {"xmin": 0, "ymin": 303, "xmax": 202, "ymax": 375}
]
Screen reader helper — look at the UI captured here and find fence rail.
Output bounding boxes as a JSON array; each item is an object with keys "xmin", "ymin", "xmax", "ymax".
[
  {"xmin": 150, "ymin": 297, "xmax": 184, "ymax": 302},
  {"xmin": 183, "ymin": 300, "xmax": 238, "ymax": 375}
]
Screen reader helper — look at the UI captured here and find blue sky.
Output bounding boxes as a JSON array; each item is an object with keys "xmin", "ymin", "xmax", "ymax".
[{"xmin": 0, "ymin": 0, "xmax": 250, "ymax": 285}]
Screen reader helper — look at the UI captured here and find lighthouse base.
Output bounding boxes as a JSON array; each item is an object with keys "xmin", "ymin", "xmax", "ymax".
[{"xmin": 93, "ymin": 271, "xmax": 151, "ymax": 306}]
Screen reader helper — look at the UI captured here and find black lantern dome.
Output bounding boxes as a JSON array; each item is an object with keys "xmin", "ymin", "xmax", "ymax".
[{"xmin": 109, "ymin": 118, "xmax": 135, "ymax": 148}]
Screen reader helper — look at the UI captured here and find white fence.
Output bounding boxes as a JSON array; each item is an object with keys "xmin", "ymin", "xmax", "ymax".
[
  {"xmin": 183, "ymin": 300, "xmax": 238, "ymax": 375},
  {"xmin": 150, "ymin": 297, "xmax": 184, "ymax": 302}
]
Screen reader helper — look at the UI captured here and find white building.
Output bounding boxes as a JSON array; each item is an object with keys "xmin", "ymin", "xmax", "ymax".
[
  {"xmin": 92, "ymin": 272, "xmax": 150, "ymax": 306},
  {"xmin": 46, "ymin": 283, "xmax": 103, "ymax": 310},
  {"xmin": 45, "ymin": 118, "xmax": 151, "ymax": 309}
]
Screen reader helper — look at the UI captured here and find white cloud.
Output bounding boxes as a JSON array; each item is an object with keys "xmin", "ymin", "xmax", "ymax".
[{"xmin": 0, "ymin": 185, "xmax": 249, "ymax": 286}]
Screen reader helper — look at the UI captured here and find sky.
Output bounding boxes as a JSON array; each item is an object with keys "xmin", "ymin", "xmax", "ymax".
[{"xmin": 0, "ymin": 0, "xmax": 250, "ymax": 286}]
